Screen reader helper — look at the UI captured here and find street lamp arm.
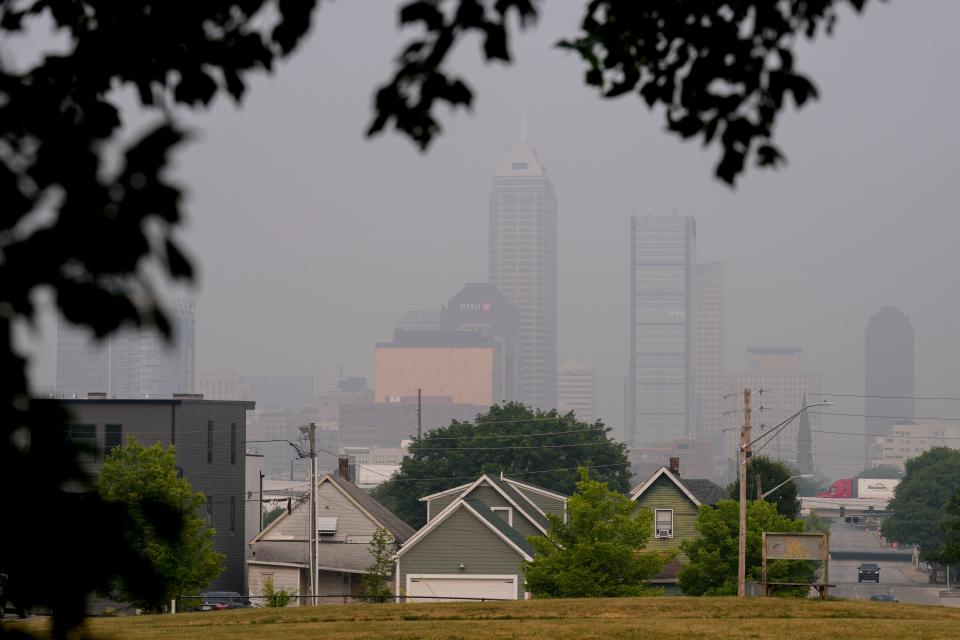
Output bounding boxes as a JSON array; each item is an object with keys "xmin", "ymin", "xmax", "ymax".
[
  {"xmin": 744, "ymin": 401, "xmax": 833, "ymax": 451},
  {"xmin": 760, "ymin": 474, "xmax": 813, "ymax": 500}
]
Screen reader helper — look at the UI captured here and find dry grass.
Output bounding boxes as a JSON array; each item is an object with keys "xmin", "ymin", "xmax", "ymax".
[{"xmin": 7, "ymin": 597, "xmax": 960, "ymax": 639}]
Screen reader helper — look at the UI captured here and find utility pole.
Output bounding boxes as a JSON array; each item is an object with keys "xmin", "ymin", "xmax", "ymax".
[
  {"xmin": 738, "ymin": 387, "xmax": 752, "ymax": 598},
  {"xmin": 308, "ymin": 422, "xmax": 317, "ymax": 607},
  {"xmin": 417, "ymin": 388, "xmax": 422, "ymax": 440},
  {"xmin": 259, "ymin": 470, "xmax": 265, "ymax": 532}
]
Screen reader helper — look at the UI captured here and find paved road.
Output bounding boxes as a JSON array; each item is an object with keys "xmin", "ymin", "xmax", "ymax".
[{"xmin": 828, "ymin": 523, "xmax": 940, "ymax": 605}]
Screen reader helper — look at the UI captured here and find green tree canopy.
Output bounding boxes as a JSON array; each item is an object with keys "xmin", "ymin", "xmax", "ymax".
[
  {"xmin": 881, "ymin": 448, "xmax": 960, "ymax": 555},
  {"xmin": 97, "ymin": 438, "xmax": 224, "ymax": 611},
  {"xmin": 522, "ymin": 469, "xmax": 670, "ymax": 598},
  {"xmin": 938, "ymin": 488, "xmax": 960, "ymax": 565},
  {"xmin": 855, "ymin": 466, "xmax": 904, "ymax": 480},
  {"xmin": 678, "ymin": 499, "xmax": 816, "ymax": 596},
  {"xmin": 372, "ymin": 403, "xmax": 631, "ymax": 527},
  {"xmin": 727, "ymin": 456, "xmax": 801, "ymax": 520}
]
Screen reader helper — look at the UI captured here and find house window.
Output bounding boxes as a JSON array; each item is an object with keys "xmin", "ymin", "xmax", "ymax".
[
  {"xmin": 491, "ymin": 506, "xmax": 513, "ymax": 526},
  {"xmin": 207, "ymin": 420, "xmax": 213, "ymax": 464},
  {"xmin": 655, "ymin": 509, "xmax": 674, "ymax": 538},
  {"xmin": 230, "ymin": 496, "xmax": 236, "ymax": 535},
  {"xmin": 104, "ymin": 424, "xmax": 123, "ymax": 458},
  {"xmin": 230, "ymin": 423, "xmax": 237, "ymax": 465},
  {"xmin": 206, "ymin": 496, "xmax": 214, "ymax": 528},
  {"xmin": 66, "ymin": 424, "xmax": 96, "ymax": 462}
]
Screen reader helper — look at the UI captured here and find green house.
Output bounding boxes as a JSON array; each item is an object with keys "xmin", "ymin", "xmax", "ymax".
[
  {"xmin": 395, "ymin": 474, "xmax": 566, "ymax": 602},
  {"xmin": 629, "ymin": 464, "xmax": 725, "ymax": 584}
]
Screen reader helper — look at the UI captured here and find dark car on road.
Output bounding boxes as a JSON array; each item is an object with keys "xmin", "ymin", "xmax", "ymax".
[
  {"xmin": 193, "ymin": 591, "xmax": 251, "ymax": 611},
  {"xmin": 870, "ymin": 594, "xmax": 897, "ymax": 602},
  {"xmin": 858, "ymin": 563, "xmax": 881, "ymax": 583}
]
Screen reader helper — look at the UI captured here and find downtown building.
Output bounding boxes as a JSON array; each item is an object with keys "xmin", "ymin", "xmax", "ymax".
[
  {"xmin": 628, "ymin": 214, "xmax": 697, "ymax": 448},
  {"xmin": 865, "ymin": 306, "xmax": 914, "ymax": 464},
  {"xmin": 695, "ymin": 261, "xmax": 726, "ymax": 477},
  {"xmin": 56, "ymin": 297, "xmax": 196, "ymax": 399},
  {"xmin": 488, "ymin": 126, "xmax": 558, "ymax": 411},
  {"xmin": 557, "ymin": 361, "xmax": 597, "ymax": 423}
]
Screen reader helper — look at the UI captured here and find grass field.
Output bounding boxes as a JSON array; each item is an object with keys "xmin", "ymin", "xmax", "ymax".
[{"xmin": 7, "ymin": 597, "xmax": 960, "ymax": 639}]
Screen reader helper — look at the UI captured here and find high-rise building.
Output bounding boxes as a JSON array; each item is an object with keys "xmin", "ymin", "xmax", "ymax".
[
  {"xmin": 56, "ymin": 296, "xmax": 196, "ymax": 398},
  {"xmin": 628, "ymin": 214, "xmax": 697, "ymax": 447},
  {"xmin": 695, "ymin": 262, "xmax": 726, "ymax": 452},
  {"xmin": 865, "ymin": 307, "xmax": 914, "ymax": 464},
  {"xmin": 723, "ymin": 348, "xmax": 822, "ymax": 475},
  {"xmin": 488, "ymin": 122, "xmax": 558, "ymax": 411},
  {"xmin": 558, "ymin": 361, "xmax": 597, "ymax": 423}
]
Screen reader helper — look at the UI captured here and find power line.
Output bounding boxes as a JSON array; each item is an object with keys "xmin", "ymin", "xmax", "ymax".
[
  {"xmin": 809, "ymin": 411, "xmax": 960, "ymax": 422},
  {"xmin": 812, "ymin": 429, "xmax": 960, "ymax": 441},
  {"xmin": 812, "ymin": 393, "xmax": 960, "ymax": 402}
]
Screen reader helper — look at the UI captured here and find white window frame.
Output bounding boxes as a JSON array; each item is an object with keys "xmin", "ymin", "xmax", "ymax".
[
  {"xmin": 491, "ymin": 506, "xmax": 513, "ymax": 526},
  {"xmin": 654, "ymin": 508, "xmax": 674, "ymax": 539}
]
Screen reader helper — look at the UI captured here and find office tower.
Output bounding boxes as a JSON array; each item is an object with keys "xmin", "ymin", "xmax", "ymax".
[
  {"xmin": 628, "ymin": 214, "xmax": 697, "ymax": 447},
  {"xmin": 558, "ymin": 361, "xmax": 597, "ymax": 423},
  {"xmin": 441, "ymin": 282, "xmax": 520, "ymax": 403},
  {"xmin": 724, "ymin": 348, "xmax": 822, "ymax": 471},
  {"xmin": 488, "ymin": 121, "xmax": 558, "ymax": 411},
  {"xmin": 695, "ymin": 262, "xmax": 726, "ymax": 451},
  {"xmin": 865, "ymin": 306, "xmax": 914, "ymax": 463},
  {"xmin": 56, "ymin": 296, "xmax": 196, "ymax": 398}
]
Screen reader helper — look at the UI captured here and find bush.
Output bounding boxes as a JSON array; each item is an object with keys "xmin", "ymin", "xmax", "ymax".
[{"xmin": 262, "ymin": 578, "xmax": 294, "ymax": 608}]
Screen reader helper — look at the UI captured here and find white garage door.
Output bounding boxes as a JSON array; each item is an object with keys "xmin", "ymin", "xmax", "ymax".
[{"xmin": 406, "ymin": 574, "xmax": 517, "ymax": 602}]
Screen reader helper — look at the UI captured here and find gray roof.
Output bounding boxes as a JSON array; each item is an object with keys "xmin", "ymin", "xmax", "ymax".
[
  {"xmin": 329, "ymin": 475, "xmax": 416, "ymax": 543},
  {"xmin": 250, "ymin": 539, "xmax": 377, "ymax": 573},
  {"xmin": 682, "ymin": 478, "xmax": 726, "ymax": 506},
  {"xmin": 483, "ymin": 474, "xmax": 552, "ymax": 531},
  {"xmin": 464, "ymin": 499, "xmax": 535, "ymax": 557}
]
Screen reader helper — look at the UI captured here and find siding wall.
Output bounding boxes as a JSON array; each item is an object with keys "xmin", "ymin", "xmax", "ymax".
[
  {"xmin": 427, "ymin": 491, "xmax": 463, "ymax": 521},
  {"xmin": 632, "ymin": 475, "xmax": 700, "ymax": 560},
  {"xmin": 398, "ymin": 506, "xmax": 526, "ymax": 600},
  {"xmin": 248, "ymin": 564, "xmax": 301, "ymax": 602},
  {"xmin": 58, "ymin": 400, "xmax": 250, "ymax": 592},
  {"xmin": 512, "ymin": 486, "xmax": 565, "ymax": 518},
  {"xmin": 466, "ymin": 485, "xmax": 541, "ymax": 539},
  {"xmin": 263, "ymin": 480, "xmax": 382, "ymax": 542}
]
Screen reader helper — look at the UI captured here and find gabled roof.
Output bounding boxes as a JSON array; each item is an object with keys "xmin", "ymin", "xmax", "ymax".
[
  {"xmin": 395, "ymin": 497, "xmax": 533, "ymax": 561},
  {"xmin": 419, "ymin": 482, "xmax": 473, "ymax": 503},
  {"xmin": 629, "ymin": 466, "xmax": 724, "ymax": 507},
  {"xmin": 250, "ymin": 473, "xmax": 415, "ymax": 545},
  {"xmin": 417, "ymin": 474, "xmax": 552, "ymax": 534},
  {"xmin": 502, "ymin": 477, "xmax": 568, "ymax": 504}
]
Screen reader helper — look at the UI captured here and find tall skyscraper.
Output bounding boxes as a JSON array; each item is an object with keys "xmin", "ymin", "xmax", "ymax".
[
  {"xmin": 488, "ymin": 120, "xmax": 558, "ymax": 411},
  {"xmin": 628, "ymin": 214, "xmax": 697, "ymax": 447},
  {"xmin": 695, "ymin": 262, "xmax": 726, "ymax": 450},
  {"xmin": 55, "ymin": 296, "xmax": 196, "ymax": 398},
  {"xmin": 865, "ymin": 306, "xmax": 914, "ymax": 463},
  {"xmin": 558, "ymin": 361, "xmax": 597, "ymax": 423}
]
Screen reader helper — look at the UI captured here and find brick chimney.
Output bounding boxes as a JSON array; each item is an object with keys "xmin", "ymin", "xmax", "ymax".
[
  {"xmin": 338, "ymin": 455, "xmax": 350, "ymax": 481},
  {"xmin": 668, "ymin": 457, "xmax": 680, "ymax": 476}
]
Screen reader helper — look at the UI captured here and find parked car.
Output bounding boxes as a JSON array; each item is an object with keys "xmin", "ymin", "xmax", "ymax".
[
  {"xmin": 870, "ymin": 594, "xmax": 897, "ymax": 602},
  {"xmin": 858, "ymin": 563, "xmax": 881, "ymax": 583},
  {"xmin": 196, "ymin": 591, "xmax": 251, "ymax": 611}
]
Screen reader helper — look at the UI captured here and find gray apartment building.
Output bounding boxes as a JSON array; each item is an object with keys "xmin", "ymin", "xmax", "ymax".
[
  {"xmin": 488, "ymin": 126, "xmax": 558, "ymax": 412},
  {"xmin": 628, "ymin": 214, "xmax": 697, "ymax": 448},
  {"xmin": 46, "ymin": 396, "xmax": 255, "ymax": 592}
]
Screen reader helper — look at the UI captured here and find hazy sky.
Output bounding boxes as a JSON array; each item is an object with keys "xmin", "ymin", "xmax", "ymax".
[{"xmin": 23, "ymin": 1, "xmax": 960, "ymax": 478}]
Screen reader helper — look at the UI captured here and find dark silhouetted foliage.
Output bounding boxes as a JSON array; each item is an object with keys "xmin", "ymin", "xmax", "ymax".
[{"xmin": 727, "ymin": 455, "xmax": 802, "ymax": 520}]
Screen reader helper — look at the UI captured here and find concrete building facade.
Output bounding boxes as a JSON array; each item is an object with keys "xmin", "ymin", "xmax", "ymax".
[
  {"xmin": 557, "ymin": 361, "xmax": 597, "ymax": 423},
  {"xmin": 695, "ymin": 262, "xmax": 726, "ymax": 468},
  {"xmin": 869, "ymin": 420, "xmax": 960, "ymax": 471},
  {"xmin": 865, "ymin": 306, "xmax": 914, "ymax": 464}
]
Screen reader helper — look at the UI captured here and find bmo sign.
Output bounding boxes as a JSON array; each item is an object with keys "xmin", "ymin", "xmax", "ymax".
[{"xmin": 460, "ymin": 302, "xmax": 492, "ymax": 312}]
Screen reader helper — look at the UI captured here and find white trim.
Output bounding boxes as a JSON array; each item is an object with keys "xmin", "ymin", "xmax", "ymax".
[
  {"xmin": 654, "ymin": 508, "xmax": 674, "ymax": 539},
  {"xmin": 405, "ymin": 574, "xmax": 519, "ymax": 601},
  {"xmin": 395, "ymin": 499, "xmax": 532, "ymax": 562},
  {"xmin": 491, "ymin": 506, "xmax": 513, "ymax": 527},
  {"xmin": 418, "ymin": 482, "xmax": 472, "ymax": 502},
  {"xmin": 426, "ymin": 499, "xmax": 431, "ymax": 522},
  {"xmin": 503, "ymin": 478, "xmax": 568, "ymax": 502},
  {"xmin": 246, "ymin": 560, "xmax": 308, "ymax": 569},
  {"xmin": 479, "ymin": 475, "xmax": 549, "ymax": 535},
  {"xmin": 395, "ymin": 557, "xmax": 400, "ymax": 603},
  {"xmin": 628, "ymin": 467, "xmax": 701, "ymax": 507}
]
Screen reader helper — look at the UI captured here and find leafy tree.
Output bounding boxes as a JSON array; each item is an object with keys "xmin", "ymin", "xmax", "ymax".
[
  {"xmin": 882, "ymin": 448, "xmax": 960, "ymax": 556},
  {"xmin": 360, "ymin": 528, "xmax": 395, "ymax": 602},
  {"xmin": 727, "ymin": 456, "xmax": 801, "ymax": 520},
  {"xmin": 803, "ymin": 511, "xmax": 831, "ymax": 535},
  {"xmin": 522, "ymin": 469, "xmax": 670, "ymax": 598},
  {"xmin": 97, "ymin": 438, "xmax": 224, "ymax": 612},
  {"xmin": 261, "ymin": 578, "xmax": 294, "ymax": 608},
  {"xmin": 855, "ymin": 465, "xmax": 904, "ymax": 480},
  {"xmin": 372, "ymin": 403, "xmax": 630, "ymax": 527},
  {"xmin": 792, "ymin": 470, "xmax": 829, "ymax": 497},
  {"xmin": 678, "ymin": 499, "xmax": 816, "ymax": 597},
  {"xmin": 263, "ymin": 505, "xmax": 285, "ymax": 528}
]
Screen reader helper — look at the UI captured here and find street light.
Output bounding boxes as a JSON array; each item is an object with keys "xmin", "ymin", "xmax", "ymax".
[
  {"xmin": 760, "ymin": 474, "xmax": 813, "ymax": 500},
  {"xmin": 737, "ymin": 399, "xmax": 833, "ymax": 598}
]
